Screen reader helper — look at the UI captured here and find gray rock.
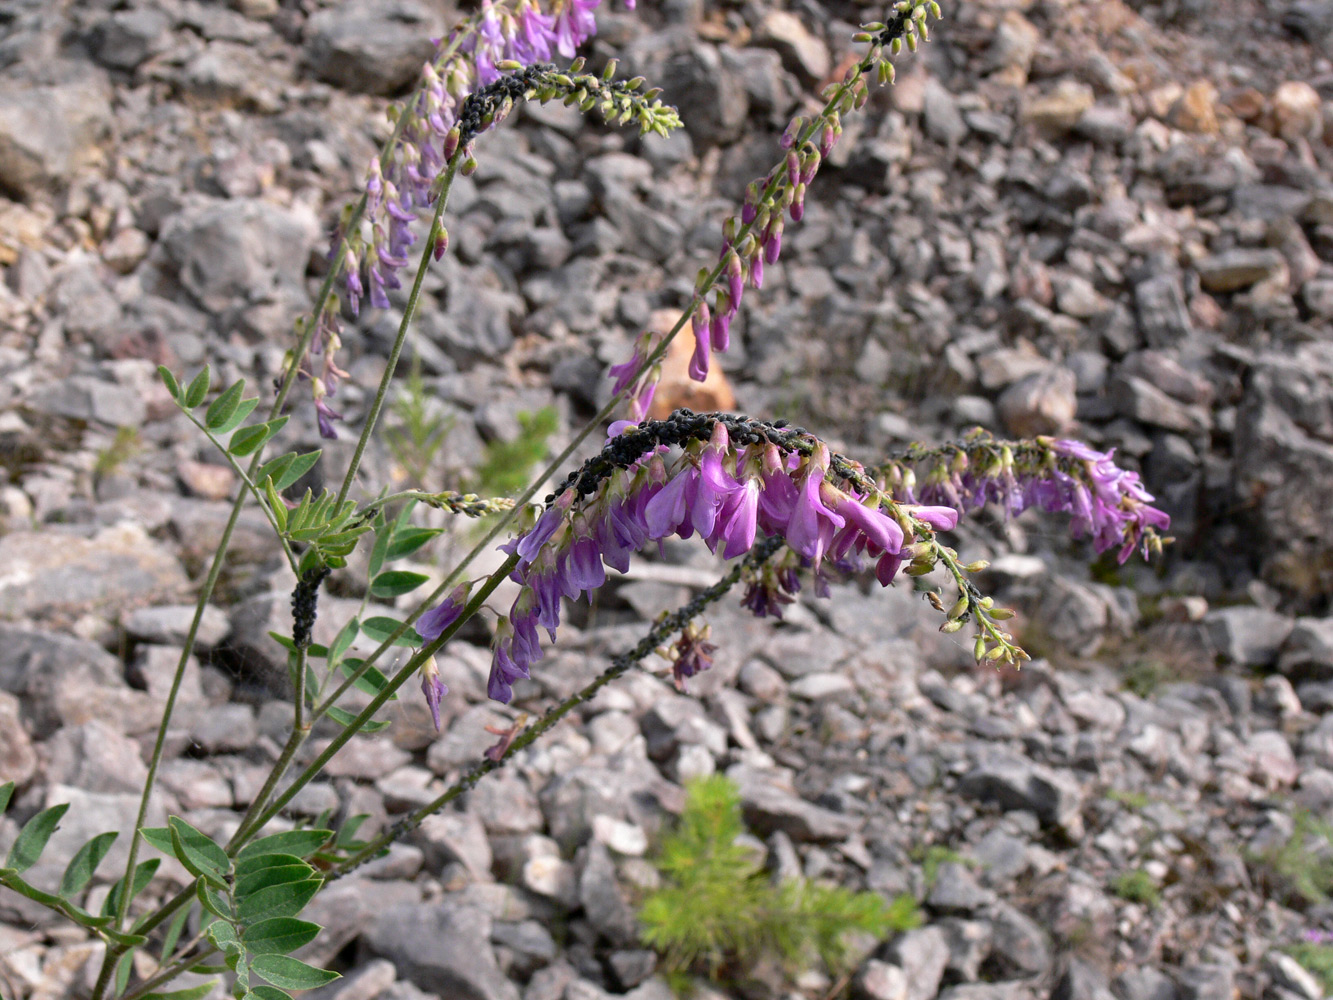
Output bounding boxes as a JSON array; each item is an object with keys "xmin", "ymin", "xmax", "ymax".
[
  {"xmin": 927, "ymin": 862, "xmax": 994, "ymax": 913},
  {"xmin": 0, "ymin": 66, "xmax": 112, "ymax": 198},
  {"xmin": 0, "ymin": 627, "xmax": 131, "ymax": 738},
  {"xmin": 1263, "ymin": 952, "xmax": 1323, "ymax": 1000},
  {"xmin": 658, "ymin": 43, "xmax": 749, "ymax": 147},
  {"xmin": 642, "ymin": 695, "xmax": 728, "ymax": 761},
  {"xmin": 857, "ymin": 960, "xmax": 908, "ymax": 1000},
  {"xmin": 1054, "ymin": 959, "xmax": 1117, "ymax": 1000},
  {"xmin": 423, "ymin": 284, "xmax": 520, "ymax": 364},
  {"xmin": 923, "ymin": 79, "xmax": 968, "ymax": 147},
  {"xmin": 189, "ymin": 703, "xmax": 259, "ymax": 754},
  {"xmin": 1175, "ymin": 965, "xmax": 1233, "ymax": 1000},
  {"xmin": 38, "ymin": 784, "xmax": 170, "ymax": 889},
  {"xmin": 755, "ymin": 9, "xmax": 828, "ymax": 80},
  {"xmin": 124, "ymin": 604, "xmax": 230, "ymax": 649},
  {"xmin": 160, "ymin": 197, "xmax": 315, "ymax": 314},
  {"xmin": 492, "ymin": 919, "xmax": 557, "ymax": 975},
  {"xmin": 304, "ymin": 958, "xmax": 397, "ymax": 1000},
  {"xmin": 1109, "ymin": 375, "xmax": 1210, "ymax": 434},
  {"xmin": 959, "ymin": 749, "xmax": 1086, "ymax": 837},
  {"xmin": 1204, "ymin": 606, "xmax": 1294, "ymax": 667},
  {"xmin": 1280, "ymin": 617, "xmax": 1333, "ymax": 680},
  {"xmin": 305, "ymin": 0, "xmax": 443, "ymax": 95},
  {"xmin": 938, "ymin": 918, "xmax": 991, "ymax": 981},
  {"xmin": 301, "ymin": 878, "xmax": 419, "ymax": 968},
  {"xmin": 1112, "ymin": 967, "xmax": 1178, "ymax": 1000},
  {"xmin": 580, "ymin": 841, "xmax": 638, "ymax": 946},
  {"xmin": 416, "ymin": 812, "xmax": 493, "ymax": 882},
  {"xmin": 728, "ymin": 765, "xmax": 858, "ymax": 842},
  {"xmin": 607, "ymin": 950, "xmax": 657, "ymax": 990},
  {"xmin": 42, "ymin": 721, "xmax": 147, "ymax": 795},
  {"xmin": 27, "ymin": 375, "xmax": 147, "ymax": 427},
  {"xmin": 883, "ymin": 926, "xmax": 950, "ymax": 1000},
  {"xmin": 996, "ymin": 367, "xmax": 1077, "ymax": 437},
  {"xmin": 0, "ymin": 692, "xmax": 36, "ymax": 787},
  {"xmin": 1234, "ymin": 347, "xmax": 1333, "ymax": 600},
  {"xmin": 539, "ymin": 753, "xmax": 672, "ymax": 851},
  {"xmin": 982, "ymin": 901, "xmax": 1050, "ymax": 977},
  {"xmin": 363, "ymin": 902, "xmax": 518, "ymax": 1000},
  {"xmin": 1196, "ymin": 249, "xmax": 1288, "ymax": 293},
  {"xmin": 157, "ymin": 758, "xmax": 233, "ymax": 809},
  {"xmin": 1134, "ymin": 274, "xmax": 1192, "ymax": 348},
  {"xmin": 90, "ymin": 7, "xmax": 171, "ymax": 70}
]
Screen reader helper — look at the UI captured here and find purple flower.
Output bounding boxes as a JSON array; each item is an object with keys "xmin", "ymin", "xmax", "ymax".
[
  {"xmin": 416, "ymin": 584, "xmax": 470, "ymax": 642},
  {"xmin": 419, "ymin": 658, "xmax": 447, "ymax": 731},
  {"xmin": 314, "ymin": 396, "xmax": 342, "ymax": 440},
  {"xmin": 554, "ymin": 0, "xmax": 599, "ymax": 58},
  {"xmin": 785, "ymin": 451, "xmax": 845, "ymax": 566}
]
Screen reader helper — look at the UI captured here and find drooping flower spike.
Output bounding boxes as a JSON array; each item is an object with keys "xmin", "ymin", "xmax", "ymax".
[
  {"xmin": 876, "ymin": 432, "xmax": 1172, "ymax": 564},
  {"xmin": 487, "ymin": 411, "xmax": 954, "ymax": 703}
]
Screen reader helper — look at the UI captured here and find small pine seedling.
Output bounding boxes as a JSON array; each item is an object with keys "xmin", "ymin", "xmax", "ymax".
[
  {"xmin": 639, "ymin": 774, "xmax": 920, "ymax": 989},
  {"xmin": 472, "ymin": 406, "xmax": 557, "ymax": 497}
]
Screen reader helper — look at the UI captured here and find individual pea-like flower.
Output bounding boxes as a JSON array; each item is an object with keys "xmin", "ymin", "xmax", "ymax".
[
  {"xmin": 419, "ymin": 656, "xmax": 448, "ymax": 731},
  {"xmin": 416, "ymin": 583, "xmax": 471, "ymax": 642},
  {"xmin": 662, "ymin": 622, "xmax": 715, "ymax": 691}
]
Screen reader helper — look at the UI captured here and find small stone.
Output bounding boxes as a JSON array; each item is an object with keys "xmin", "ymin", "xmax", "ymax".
[
  {"xmin": 522, "ymin": 845, "xmax": 579, "ymax": 906},
  {"xmin": 305, "ymin": 0, "xmax": 443, "ymax": 96},
  {"xmin": 43, "ymin": 720, "xmax": 147, "ymax": 795},
  {"xmin": 592, "ymin": 815, "xmax": 648, "ymax": 856},
  {"xmin": 983, "ymin": 901, "xmax": 1051, "ymax": 977},
  {"xmin": 179, "ymin": 461, "xmax": 235, "ymax": 500},
  {"xmin": 362, "ymin": 902, "xmax": 519, "ymax": 1000},
  {"xmin": 1271, "ymin": 81, "xmax": 1324, "ymax": 143},
  {"xmin": 996, "ymin": 367, "xmax": 1077, "ymax": 437},
  {"xmin": 1111, "ymin": 967, "xmax": 1178, "ymax": 1000},
  {"xmin": 959, "ymin": 750, "xmax": 1085, "ymax": 838},
  {"xmin": 1205, "ymin": 606, "xmax": 1294, "ymax": 666},
  {"xmin": 923, "ymin": 79, "xmax": 968, "ymax": 147},
  {"xmin": 1168, "ymin": 81, "xmax": 1220, "ymax": 134},
  {"xmin": 1053, "ymin": 959, "xmax": 1117, "ymax": 1000},
  {"xmin": 1264, "ymin": 951, "xmax": 1324, "ymax": 999},
  {"xmin": 927, "ymin": 862, "xmax": 994, "ymax": 913},
  {"xmin": 1280, "ymin": 618, "xmax": 1333, "ymax": 680},
  {"xmin": 1175, "ymin": 965, "xmax": 1233, "ymax": 1000},
  {"xmin": 580, "ymin": 841, "xmax": 638, "ymax": 946},
  {"xmin": 883, "ymin": 927, "xmax": 949, "ymax": 1000},
  {"xmin": 729, "ymin": 765, "xmax": 859, "ymax": 842},
  {"xmin": 0, "ymin": 692, "xmax": 36, "ymax": 787},
  {"xmin": 756, "ymin": 10, "xmax": 829, "ymax": 80},
  {"xmin": 0, "ymin": 68, "xmax": 113, "ymax": 198},
  {"xmin": 417, "ymin": 812, "xmax": 493, "ymax": 882},
  {"xmin": 1021, "ymin": 80, "xmax": 1095, "ymax": 137},
  {"xmin": 124, "ymin": 605, "xmax": 230, "ymax": 649},
  {"xmin": 986, "ymin": 11, "xmax": 1039, "ymax": 84},
  {"xmin": 1196, "ymin": 249, "xmax": 1287, "ymax": 293},
  {"xmin": 857, "ymin": 960, "xmax": 908, "ymax": 1000},
  {"xmin": 790, "ymin": 672, "xmax": 855, "ymax": 700}
]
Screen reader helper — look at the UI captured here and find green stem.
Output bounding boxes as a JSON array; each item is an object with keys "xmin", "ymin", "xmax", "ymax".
[
  {"xmin": 310, "ymin": 45, "xmax": 879, "ymax": 714},
  {"xmin": 230, "ymin": 554, "xmax": 517, "ymax": 846},
  {"xmin": 119, "ymin": 944, "xmax": 218, "ymax": 1000},
  {"xmin": 331, "ymin": 537, "xmax": 782, "ymax": 876},
  {"xmin": 334, "ymin": 161, "xmax": 461, "ymax": 510}
]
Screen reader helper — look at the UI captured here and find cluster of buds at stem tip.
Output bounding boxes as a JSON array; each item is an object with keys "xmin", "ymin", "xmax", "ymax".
[
  {"xmin": 300, "ymin": 0, "xmax": 638, "ymax": 437},
  {"xmin": 484, "ymin": 411, "xmax": 961, "ymax": 704},
  {"xmin": 608, "ymin": 0, "xmax": 941, "ymax": 419},
  {"xmin": 876, "ymin": 431, "xmax": 1173, "ymax": 564}
]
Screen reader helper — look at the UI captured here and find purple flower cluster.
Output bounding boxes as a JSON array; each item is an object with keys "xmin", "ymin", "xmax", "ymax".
[
  {"xmin": 882, "ymin": 437, "xmax": 1171, "ymax": 564},
  {"xmin": 487, "ymin": 424, "xmax": 957, "ymax": 703},
  {"xmin": 305, "ymin": 0, "xmax": 631, "ymax": 438}
]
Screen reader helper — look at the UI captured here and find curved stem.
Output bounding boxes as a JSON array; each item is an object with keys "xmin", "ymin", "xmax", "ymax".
[
  {"xmin": 330, "ymin": 537, "xmax": 782, "ymax": 877},
  {"xmin": 230, "ymin": 553, "xmax": 517, "ymax": 846},
  {"xmin": 334, "ymin": 160, "xmax": 461, "ymax": 510}
]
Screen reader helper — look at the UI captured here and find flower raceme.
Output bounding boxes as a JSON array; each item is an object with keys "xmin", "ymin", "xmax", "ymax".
[
  {"xmin": 485, "ymin": 419, "xmax": 947, "ymax": 703},
  {"xmin": 879, "ymin": 434, "xmax": 1172, "ymax": 564}
]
